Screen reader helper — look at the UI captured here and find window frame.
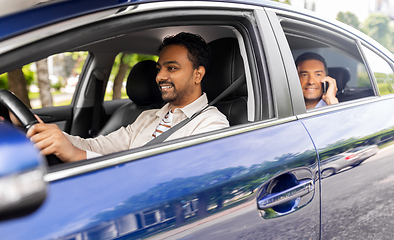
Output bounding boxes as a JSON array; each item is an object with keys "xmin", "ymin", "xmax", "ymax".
[
  {"xmin": 267, "ymin": 9, "xmax": 381, "ymax": 116},
  {"xmin": 38, "ymin": 4, "xmax": 282, "ymax": 181},
  {"xmin": 359, "ymin": 42, "xmax": 394, "ymax": 97}
]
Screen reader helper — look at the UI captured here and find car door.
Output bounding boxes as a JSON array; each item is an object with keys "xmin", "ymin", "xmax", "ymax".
[
  {"xmin": 269, "ymin": 8, "xmax": 394, "ymax": 239},
  {"xmin": 0, "ymin": 2, "xmax": 321, "ymax": 239}
]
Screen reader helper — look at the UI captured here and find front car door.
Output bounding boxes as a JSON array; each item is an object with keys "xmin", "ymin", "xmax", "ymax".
[{"xmin": 0, "ymin": 1, "xmax": 321, "ymax": 239}]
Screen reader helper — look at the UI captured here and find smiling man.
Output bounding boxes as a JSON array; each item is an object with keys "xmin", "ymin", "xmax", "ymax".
[
  {"xmin": 295, "ymin": 52, "xmax": 339, "ymax": 109},
  {"xmin": 27, "ymin": 32, "xmax": 229, "ymax": 162}
]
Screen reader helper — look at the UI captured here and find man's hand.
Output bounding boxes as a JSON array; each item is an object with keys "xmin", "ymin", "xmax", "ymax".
[
  {"xmin": 26, "ymin": 117, "xmax": 86, "ymax": 162},
  {"xmin": 321, "ymin": 76, "xmax": 339, "ymax": 105}
]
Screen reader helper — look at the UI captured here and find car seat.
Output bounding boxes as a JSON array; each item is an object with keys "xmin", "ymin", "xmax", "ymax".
[
  {"xmin": 98, "ymin": 60, "xmax": 164, "ymax": 136},
  {"xmin": 204, "ymin": 37, "xmax": 248, "ymax": 126},
  {"xmin": 328, "ymin": 67, "xmax": 374, "ymax": 102}
]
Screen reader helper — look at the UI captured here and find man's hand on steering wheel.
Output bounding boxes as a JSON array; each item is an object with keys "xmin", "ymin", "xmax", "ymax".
[
  {"xmin": 0, "ymin": 89, "xmax": 86, "ymax": 163},
  {"xmin": 26, "ymin": 116, "xmax": 86, "ymax": 163}
]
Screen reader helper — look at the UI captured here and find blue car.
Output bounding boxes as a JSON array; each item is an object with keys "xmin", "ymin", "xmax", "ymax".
[{"xmin": 1, "ymin": 0, "xmax": 394, "ymax": 239}]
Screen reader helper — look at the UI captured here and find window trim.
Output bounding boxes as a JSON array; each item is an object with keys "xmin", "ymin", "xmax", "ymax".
[
  {"xmin": 268, "ymin": 9, "xmax": 380, "ymax": 114},
  {"xmin": 38, "ymin": 7, "xmax": 277, "ymax": 179},
  {"xmin": 359, "ymin": 42, "xmax": 394, "ymax": 97}
]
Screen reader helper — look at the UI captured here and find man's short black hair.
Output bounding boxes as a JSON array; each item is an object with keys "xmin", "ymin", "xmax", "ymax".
[
  {"xmin": 295, "ymin": 52, "xmax": 328, "ymax": 74},
  {"xmin": 158, "ymin": 32, "xmax": 211, "ymax": 71}
]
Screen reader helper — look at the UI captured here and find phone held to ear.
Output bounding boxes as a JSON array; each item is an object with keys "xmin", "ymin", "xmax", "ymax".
[{"xmin": 322, "ymin": 81, "xmax": 329, "ymax": 95}]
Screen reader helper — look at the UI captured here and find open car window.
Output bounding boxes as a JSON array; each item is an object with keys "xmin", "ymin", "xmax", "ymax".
[
  {"xmin": 279, "ymin": 16, "xmax": 377, "ymax": 107},
  {"xmin": 0, "ymin": 5, "xmax": 274, "ymax": 172}
]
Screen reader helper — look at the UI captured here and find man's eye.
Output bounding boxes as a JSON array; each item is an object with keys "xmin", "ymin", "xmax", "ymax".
[{"xmin": 168, "ymin": 67, "xmax": 177, "ymax": 71}]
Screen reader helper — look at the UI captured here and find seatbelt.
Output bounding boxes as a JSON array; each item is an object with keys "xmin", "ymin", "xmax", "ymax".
[
  {"xmin": 145, "ymin": 73, "xmax": 245, "ymax": 146},
  {"xmin": 89, "ymin": 70, "xmax": 105, "ymax": 137}
]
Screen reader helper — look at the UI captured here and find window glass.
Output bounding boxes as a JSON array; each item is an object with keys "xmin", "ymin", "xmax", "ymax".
[
  {"xmin": 0, "ymin": 51, "xmax": 88, "ymax": 109},
  {"xmin": 104, "ymin": 53, "xmax": 158, "ymax": 101},
  {"xmin": 361, "ymin": 46, "xmax": 394, "ymax": 96},
  {"xmin": 285, "ymin": 33, "xmax": 375, "ymax": 103},
  {"xmin": 292, "ymin": 47, "xmax": 371, "ymax": 89}
]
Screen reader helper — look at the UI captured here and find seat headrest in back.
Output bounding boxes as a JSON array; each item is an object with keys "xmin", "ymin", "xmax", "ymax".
[
  {"xmin": 204, "ymin": 37, "xmax": 247, "ymax": 102},
  {"xmin": 328, "ymin": 67, "xmax": 351, "ymax": 92},
  {"xmin": 126, "ymin": 60, "xmax": 163, "ymax": 106}
]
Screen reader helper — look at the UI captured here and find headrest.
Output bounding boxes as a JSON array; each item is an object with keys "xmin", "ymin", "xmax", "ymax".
[
  {"xmin": 328, "ymin": 67, "xmax": 351, "ymax": 92},
  {"xmin": 204, "ymin": 38, "xmax": 247, "ymax": 102},
  {"xmin": 126, "ymin": 60, "xmax": 163, "ymax": 106}
]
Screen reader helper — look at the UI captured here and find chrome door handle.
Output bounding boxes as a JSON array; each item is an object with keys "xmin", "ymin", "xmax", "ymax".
[{"xmin": 258, "ymin": 179, "xmax": 314, "ymax": 209}]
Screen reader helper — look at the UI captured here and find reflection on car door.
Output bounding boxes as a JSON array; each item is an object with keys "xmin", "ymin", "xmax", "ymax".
[
  {"xmin": 0, "ymin": 120, "xmax": 320, "ymax": 239},
  {"xmin": 302, "ymin": 99, "xmax": 394, "ymax": 239}
]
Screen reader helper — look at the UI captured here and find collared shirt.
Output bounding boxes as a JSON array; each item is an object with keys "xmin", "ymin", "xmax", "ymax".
[
  {"xmin": 314, "ymin": 99, "xmax": 327, "ymax": 108},
  {"xmin": 65, "ymin": 93, "xmax": 229, "ymax": 156}
]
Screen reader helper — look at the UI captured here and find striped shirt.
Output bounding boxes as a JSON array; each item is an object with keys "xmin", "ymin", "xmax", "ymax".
[{"xmin": 152, "ymin": 110, "xmax": 173, "ymax": 138}]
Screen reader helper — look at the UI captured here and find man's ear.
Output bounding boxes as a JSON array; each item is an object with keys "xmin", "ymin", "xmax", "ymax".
[{"xmin": 194, "ymin": 66, "xmax": 205, "ymax": 84}]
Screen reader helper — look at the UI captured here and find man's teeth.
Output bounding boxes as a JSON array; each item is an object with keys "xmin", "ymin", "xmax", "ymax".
[{"xmin": 162, "ymin": 86, "xmax": 172, "ymax": 89}]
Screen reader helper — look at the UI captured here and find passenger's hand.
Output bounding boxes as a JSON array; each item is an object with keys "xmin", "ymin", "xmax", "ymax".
[
  {"xmin": 321, "ymin": 76, "xmax": 339, "ymax": 105},
  {"xmin": 26, "ymin": 118, "xmax": 86, "ymax": 162}
]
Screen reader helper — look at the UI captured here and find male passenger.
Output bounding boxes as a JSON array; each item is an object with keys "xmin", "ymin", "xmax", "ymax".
[
  {"xmin": 27, "ymin": 32, "xmax": 229, "ymax": 162},
  {"xmin": 295, "ymin": 52, "xmax": 339, "ymax": 109}
]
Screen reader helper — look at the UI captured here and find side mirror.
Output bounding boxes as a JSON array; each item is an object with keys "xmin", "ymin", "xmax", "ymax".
[{"xmin": 0, "ymin": 122, "xmax": 47, "ymax": 221}]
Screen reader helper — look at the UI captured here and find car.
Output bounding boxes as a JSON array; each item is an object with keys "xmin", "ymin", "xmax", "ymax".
[
  {"xmin": 1, "ymin": 0, "xmax": 394, "ymax": 239},
  {"xmin": 320, "ymin": 145, "xmax": 379, "ymax": 178}
]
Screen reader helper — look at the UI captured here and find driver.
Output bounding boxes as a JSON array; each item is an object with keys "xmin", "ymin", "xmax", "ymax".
[{"xmin": 26, "ymin": 32, "xmax": 229, "ymax": 162}]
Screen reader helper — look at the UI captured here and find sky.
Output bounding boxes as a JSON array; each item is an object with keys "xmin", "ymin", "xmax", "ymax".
[{"xmin": 290, "ymin": 0, "xmax": 375, "ymax": 22}]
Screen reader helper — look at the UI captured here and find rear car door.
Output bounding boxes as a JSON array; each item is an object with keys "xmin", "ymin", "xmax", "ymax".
[{"xmin": 269, "ymin": 8, "xmax": 394, "ymax": 239}]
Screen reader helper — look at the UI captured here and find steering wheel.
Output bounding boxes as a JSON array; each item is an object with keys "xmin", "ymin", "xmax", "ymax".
[
  {"xmin": 0, "ymin": 89, "xmax": 39, "ymax": 129},
  {"xmin": 0, "ymin": 89, "xmax": 63, "ymax": 166}
]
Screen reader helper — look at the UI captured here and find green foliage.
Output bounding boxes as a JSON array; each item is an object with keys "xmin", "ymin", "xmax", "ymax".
[
  {"xmin": 22, "ymin": 64, "xmax": 36, "ymax": 86},
  {"xmin": 357, "ymin": 72, "xmax": 372, "ymax": 88},
  {"xmin": 362, "ymin": 13, "xmax": 391, "ymax": 49},
  {"xmin": 271, "ymin": 0, "xmax": 291, "ymax": 4},
  {"xmin": 109, "ymin": 53, "xmax": 158, "ymax": 83},
  {"xmin": 375, "ymin": 72, "xmax": 394, "ymax": 95},
  {"xmin": 0, "ymin": 64, "xmax": 35, "ymax": 90},
  {"xmin": 336, "ymin": 11, "xmax": 360, "ymax": 30},
  {"xmin": 62, "ymin": 52, "xmax": 89, "ymax": 76},
  {"xmin": 0, "ymin": 73, "xmax": 7, "ymax": 89}
]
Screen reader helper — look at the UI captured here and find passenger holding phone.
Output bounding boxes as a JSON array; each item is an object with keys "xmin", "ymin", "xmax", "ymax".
[{"xmin": 295, "ymin": 52, "xmax": 339, "ymax": 109}]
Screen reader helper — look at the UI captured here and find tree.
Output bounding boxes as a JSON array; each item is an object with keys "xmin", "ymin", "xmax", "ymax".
[
  {"xmin": 110, "ymin": 53, "xmax": 158, "ymax": 100},
  {"xmin": 7, "ymin": 68, "xmax": 31, "ymax": 108},
  {"xmin": 271, "ymin": 0, "xmax": 290, "ymax": 4},
  {"xmin": 336, "ymin": 11, "xmax": 360, "ymax": 30},
  {"xmin": 362, "ymin": 13, "xmax": 391, "ymax": 50},
  {"xmin": 36, "ymin": 59, "xmax": 53, "ymax": 107},
  {"xmin": 112, "ymin": 53, "xmax": 131, "ymax": 99}
]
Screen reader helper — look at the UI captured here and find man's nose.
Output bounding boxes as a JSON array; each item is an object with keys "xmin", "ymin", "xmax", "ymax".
[
  {"xmin": 156, "ymin": 68, "xmax": 167, "ymax": 83},
  {"xmin": 307, "ymin": 75, "xmax": 317, "ymax": 85}
]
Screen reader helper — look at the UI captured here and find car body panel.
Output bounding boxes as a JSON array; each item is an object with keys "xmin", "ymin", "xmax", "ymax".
[
  {"xmin": 301, "ymin": 98, "xmax": 394, "ymax": 239},
  {"xmin": 0, "ymin": 120, "xmax": 319, "ymax": 239}
]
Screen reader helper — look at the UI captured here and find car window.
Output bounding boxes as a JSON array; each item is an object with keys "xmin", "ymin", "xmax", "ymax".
[
  {"xmin": 280, "ymin": 17, "xmax": 376, "ymax": 105},
  {"xmin": 0, "ymin": 51, "xmax": 88, "ymax": 109},
  {"xmin": 361, "ymin": 45, "xmax": 394, "ymax": 96}
]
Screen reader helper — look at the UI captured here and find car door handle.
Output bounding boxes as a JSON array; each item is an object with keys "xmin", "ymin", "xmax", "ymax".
[{"xmin": 258, "ymin": 179, "xmax": 314, "ymax": 209}]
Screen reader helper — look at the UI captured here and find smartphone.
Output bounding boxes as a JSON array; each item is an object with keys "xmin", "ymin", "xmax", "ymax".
[{"xmin": 322, "ymin": 82, "xmax": 329, "ymax": 95}]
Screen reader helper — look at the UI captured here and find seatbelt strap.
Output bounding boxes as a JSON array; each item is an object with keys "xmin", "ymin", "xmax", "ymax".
[
  {"xmin": 89, "ymin": 70, "xmax": 105, "ymax": 137},
  {"xmin": 145, "ymin": 73, "xmax": 245, "ymax": 146}
]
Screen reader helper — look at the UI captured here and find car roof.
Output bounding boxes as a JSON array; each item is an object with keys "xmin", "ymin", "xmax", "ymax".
[
  {"xmin": 0, "ymin": 0, "xmax": 296, "ymax": 41},
  {"xmin": 1, "ymin": 0, "xmax": 393, "ymax": 63}
]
